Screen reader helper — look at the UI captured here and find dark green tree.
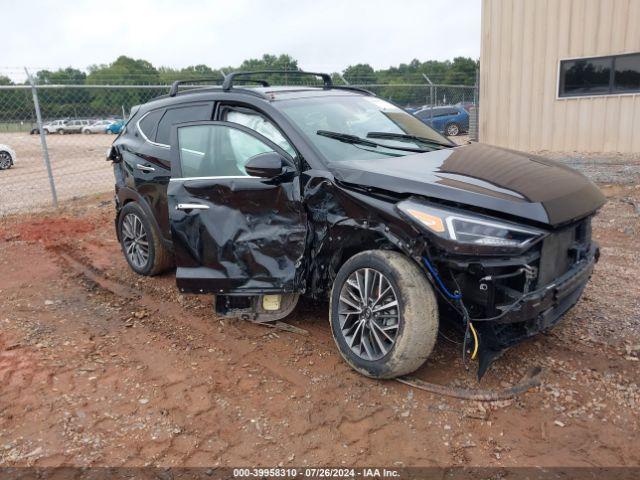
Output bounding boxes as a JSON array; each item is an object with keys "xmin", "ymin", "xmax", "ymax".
[
  {"xmin": 86, "ymin": 56, "xmax": 162, "ymax": 116},
  {"xmin": 343, "ymin": 64, "xmax": 376, "ymax": 84}
]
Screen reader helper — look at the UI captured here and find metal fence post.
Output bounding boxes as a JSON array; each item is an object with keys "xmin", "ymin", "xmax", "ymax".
[
  {"xmin": 25, "ymin": 68, "xmax": 58, "ymax": 208},
  {"xmin": 422, "ymin": 74, "xmax": 434, "ymax": 123},
  {"xmin": 471, "ymin": 67, "xmax": 480, "ymax": 141}
]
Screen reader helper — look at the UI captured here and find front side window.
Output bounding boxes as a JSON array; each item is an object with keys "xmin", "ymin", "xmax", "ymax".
[
  {"xmin": 177, "ymin": 124, "xmax": 274, "ymax": 178},
  {"xmin": 276, "ymin": 95, "xmax": 453, "ymax": 162},
  {"xmin": 224, "ymin": 109, "xmax": 296, "ymax": 157},
  {"xmin": 559, "ymin": 52, "xmax": 640, "ymax": 97}
]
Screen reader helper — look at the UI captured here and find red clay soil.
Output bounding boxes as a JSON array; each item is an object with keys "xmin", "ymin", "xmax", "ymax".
[
  {"xmin": 0, "ymin": 216, "xmax": 95, "ymax": 244},
  {"xmin": 0, "ymin": 188, "xmax": 638, "ymax": 468}
]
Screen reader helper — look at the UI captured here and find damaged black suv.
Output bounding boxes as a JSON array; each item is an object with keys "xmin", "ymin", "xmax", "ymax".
[{"xmin": 109, "ymin": 71, "xmax": 605, "ymax": 379}]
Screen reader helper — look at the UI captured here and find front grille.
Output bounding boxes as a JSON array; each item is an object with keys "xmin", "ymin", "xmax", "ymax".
[{"xmin": 537, "ymin": 217, "xmax": 592, "ymax": 287}]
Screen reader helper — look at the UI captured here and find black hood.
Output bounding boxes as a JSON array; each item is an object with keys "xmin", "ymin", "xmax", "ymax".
[{"xmin": 328, "ymin": 143, "xmax": 606, "ymax": 227}]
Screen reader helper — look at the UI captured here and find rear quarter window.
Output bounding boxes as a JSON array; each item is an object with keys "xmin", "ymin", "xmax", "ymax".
[{"xmin": 138, "ymin": 109, "xmax": 164, "ymax": 142}]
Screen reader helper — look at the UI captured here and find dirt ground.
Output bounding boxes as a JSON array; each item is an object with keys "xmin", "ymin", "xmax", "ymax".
[
  {"xmin": 0, "ymin": 132, "xmax": 114, "ymax": 216},
  {"xmin": 0, "ymin": 170, "xmax": 639, "ymax": 468}
]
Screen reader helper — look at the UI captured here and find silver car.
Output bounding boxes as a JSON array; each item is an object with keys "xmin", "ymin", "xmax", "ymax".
[
  {"xmin": 59, "ymin": 119, "xmax": 92, "ymax": 134},
  {"xmin": 82, "ymin": 120, "xmax": 114, "ymax": 134}
]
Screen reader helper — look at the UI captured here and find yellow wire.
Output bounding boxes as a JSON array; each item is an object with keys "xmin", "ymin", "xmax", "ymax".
[{"xmin": 469, "ymin": 322, "xmax": 479, "ymax": 360}]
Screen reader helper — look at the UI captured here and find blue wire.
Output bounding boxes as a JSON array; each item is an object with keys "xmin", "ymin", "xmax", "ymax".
[{"xmin": 422, "ymin": 256, "xmax": 462, "ymax": 300}]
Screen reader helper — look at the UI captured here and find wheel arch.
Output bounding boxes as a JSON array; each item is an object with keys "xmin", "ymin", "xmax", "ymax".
[{"xmin": 115, "ymin": 187, "xmax": 170, "ymax": 251}]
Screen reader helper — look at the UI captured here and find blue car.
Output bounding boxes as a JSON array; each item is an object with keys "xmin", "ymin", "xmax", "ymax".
[
  {"xmin": 414, "ymin": 105, "xmax": 469, "ymax": 136},
  {"xmin": 106, "ymin": 120, "xmax": 125, "ymax": 135}
]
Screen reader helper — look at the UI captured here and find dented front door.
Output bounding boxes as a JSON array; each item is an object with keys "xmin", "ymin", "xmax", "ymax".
[{"xmin": 167, "ymin": 121, "xmax": 306, "ymax": 294}]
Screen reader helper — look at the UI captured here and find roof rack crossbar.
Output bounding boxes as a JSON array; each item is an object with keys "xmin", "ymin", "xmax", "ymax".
[
  {"xmin": 222, "ymin": 70, "xmax": 332, "ymax": 91},
  {"xmin": 169, "ymin": 77, "xmax": 226, "ymax": 97}
]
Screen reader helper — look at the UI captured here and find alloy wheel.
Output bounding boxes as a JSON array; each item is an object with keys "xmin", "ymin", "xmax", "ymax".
[
  {"xmin": 121, "ymin": 213, "xmax": 150, "ymax": 270},
  {"xmin": 338, "ymin": 268, "xmax": 400, "ymax": 361},
  {"xmin": 0, "ymin": 152, "xmax": 11, "ymax": 169},
  {"xmin": 446, "ymin": 123, "xmax": 460, "ymax": 136}
]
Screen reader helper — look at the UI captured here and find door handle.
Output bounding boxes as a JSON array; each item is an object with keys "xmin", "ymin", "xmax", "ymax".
[
  {"xmin": 176, "ymin": 203, "xmax": 210, "ymax": 211},
  {"xmin": 135, "ymin": 163, "xmax": 155, "ymax": 173}
]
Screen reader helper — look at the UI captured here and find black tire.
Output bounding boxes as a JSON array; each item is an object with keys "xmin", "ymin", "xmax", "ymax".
[
  {"xmin": 445, "ymin": 122, "xmax": 461, "ymax": 136},
  {"xmin": 117, "ymin": 202, "xmax": 173, "ymax": 276},
  {"xmin": 0, "ymin": 151, "xmax": 12, "ymax": 170},
  {"xmin": 57, "ymin": 129, "xmax": 64, "ymax": 135},
  {"xmin": 329, "ymin": 250, "xmax": 439, "ymax": 379}
]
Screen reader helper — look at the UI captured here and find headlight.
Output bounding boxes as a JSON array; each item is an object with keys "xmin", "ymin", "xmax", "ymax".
[{"xmin": 397, "ymin": 199, "xmax": 546, "ymax": 253}]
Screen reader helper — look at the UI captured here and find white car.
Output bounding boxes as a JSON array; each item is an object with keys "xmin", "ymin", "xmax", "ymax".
[
  {"xmin": 0, "ymin": 144, "xmax": 16, "ymax": 170},
  {"xmin": 82, "ymin": 120, "xmax": 114, "ymax": 134},
  {"xmin": 42, "ymin": 119, "xmax": 67, "ymax": 134}
]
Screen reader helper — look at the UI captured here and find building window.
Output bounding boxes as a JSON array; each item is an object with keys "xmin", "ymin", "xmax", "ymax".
[{"xmin": 559, "ymin": 53, "xmax": 640, "ymax": 97}]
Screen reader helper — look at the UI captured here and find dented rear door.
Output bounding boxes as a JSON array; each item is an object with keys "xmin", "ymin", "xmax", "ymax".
[{"xmin": 167, "ymin": 121, "xmax": 306, "ymax": 294}]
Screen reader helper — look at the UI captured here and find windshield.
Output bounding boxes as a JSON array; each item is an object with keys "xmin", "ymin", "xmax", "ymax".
[{"xmin": 276, "ymin": 95, "xmax": 454, "ymax": 162}]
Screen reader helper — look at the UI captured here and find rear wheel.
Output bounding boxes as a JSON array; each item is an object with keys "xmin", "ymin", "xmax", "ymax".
[
  {"xmin": 0, "ymin": 151, "xmax": 12, "ymax": 170},
  {"xmin": 445, "ymin": 122, "xmax": 461, "ymax": 136},
  {"xmin": 329, "ymin": 250, "xmax": 439, "ymax": 379},
  {"xmin": 117, "ymin": 202, "xmax": 173, "ymax": 276},
  {"xmin": 57, "ymin": 129, "xmax": 64, "ymax": 135}
]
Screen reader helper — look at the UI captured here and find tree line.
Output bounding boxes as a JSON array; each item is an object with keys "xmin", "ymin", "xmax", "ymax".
[{"xmin": 0, "ymin": 54, "xmax": 478, "ymax": 122}]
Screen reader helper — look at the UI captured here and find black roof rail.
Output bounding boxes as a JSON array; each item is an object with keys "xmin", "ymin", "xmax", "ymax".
[
  {"xmin": 222, "ymin": 70, "xmax": 332, "ymax": 91},
  {"xmin": 156, "ymin": 86, "xmax": 268, "ymax": 101},
  {"xmin": 169, "ymin": 77, "xmax": 224, "ymax": 97}
]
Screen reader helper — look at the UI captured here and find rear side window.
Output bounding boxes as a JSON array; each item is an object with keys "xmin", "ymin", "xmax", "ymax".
[
  {"xmin": 138, "ymin": 109, "xmax": 164, "ymax": 142},
  {"xmin": 155, "ymin": 104, "xmax": 212, "ymax": 145}
]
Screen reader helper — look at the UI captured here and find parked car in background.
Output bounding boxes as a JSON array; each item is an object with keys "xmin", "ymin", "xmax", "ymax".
[
  {"xmin": 414, "ymin": 105, "xmax": 469, "ymax": 136},
  {"xmin": 58, "ymin": 119, "xmax": 93, "ymax": 134},
  {"xmin": 42, "ymin": 119, "xmax": 68, "ymax": 134},
  {"xmin": 0, "ymin": 144, "xmax": 17, "ymax": 170},
  {"xmin": 106, "ymin": 120, "xmax": 125, "ymax": 135},
  {"xmin": 456, "ymin": 101, "xmax": 475, "ymax": 113},
  {"xmin": 82, "ymin": 120, "xmax": 114, "ymax": 134}
]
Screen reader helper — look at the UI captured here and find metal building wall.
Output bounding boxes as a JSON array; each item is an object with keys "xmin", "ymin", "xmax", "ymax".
[{"xmin": 480, "ymin": 0, "xmax": 640, "ymax": 152}]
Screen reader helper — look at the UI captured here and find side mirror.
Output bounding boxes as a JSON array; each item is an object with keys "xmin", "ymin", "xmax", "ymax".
[{"xmin": 244, "ymin": 152, "xmax": 288, "ymax": 178}]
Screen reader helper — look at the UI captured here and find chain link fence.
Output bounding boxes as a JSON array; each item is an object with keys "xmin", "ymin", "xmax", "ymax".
[{"xmin": 0, "ymin": 73, "xmax": 478, "ymax": 217}]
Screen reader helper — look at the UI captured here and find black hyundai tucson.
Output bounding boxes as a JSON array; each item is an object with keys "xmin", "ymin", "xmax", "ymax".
[{"xmin": 108, "ymin": 71, "xmax": 605, "ymax": 379}]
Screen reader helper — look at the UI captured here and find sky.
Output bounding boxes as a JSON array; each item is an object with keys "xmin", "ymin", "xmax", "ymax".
[{"xmin": 2, "ymin": 0, "xmax": 481, "ymax": 81}]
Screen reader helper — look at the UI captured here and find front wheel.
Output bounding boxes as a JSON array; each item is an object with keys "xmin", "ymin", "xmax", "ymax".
[{"xmin": 329, "ymin": 250, "xmax": 439, "ymax": 379}]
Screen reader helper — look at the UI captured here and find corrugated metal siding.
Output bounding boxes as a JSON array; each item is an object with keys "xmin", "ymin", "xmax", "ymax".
[{"xmin": 480, "ymin": 0, "xmax": 640, "ymax": 152}]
